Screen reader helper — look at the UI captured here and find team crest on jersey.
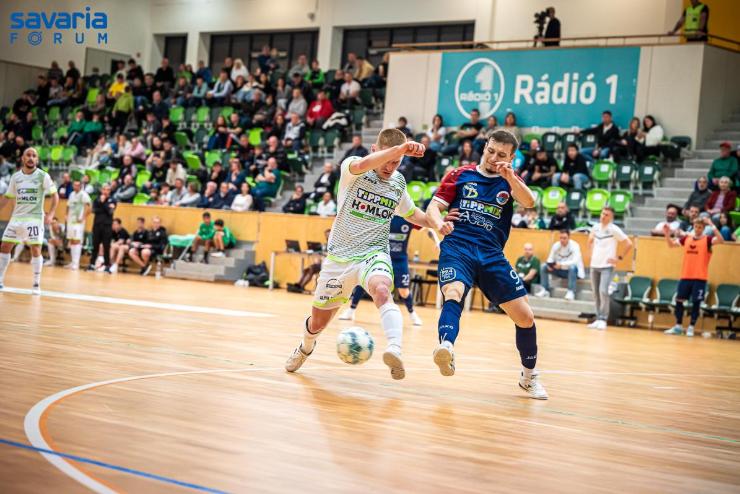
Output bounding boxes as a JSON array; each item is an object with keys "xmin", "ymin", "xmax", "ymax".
[
  {"xmin": 496, "ymin": 190, "xmax": 510, "ymax": 205},
  {"xmin": 462, "ymin": 183, "xmax": 479, "ymax": 199},
  {"xmin": 439, "ymin": 267, "xmax": 457, "ymax": 282}
]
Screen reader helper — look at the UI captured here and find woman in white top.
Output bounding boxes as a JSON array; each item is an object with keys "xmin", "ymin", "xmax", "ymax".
[
  {"xmin": 425, "ymin": 114, "xmax": 447, "ymax": 152},
  {"xmin": 315, "ymin": 191, "xmax": 337, "ymax": 217},
  {"xmin": 641, "ymin": 115, "xmax": 664, "ymax": 159},
  {"xmin": 230, "ymin": 182, "xmax": 254, "ymax": 212},
  {"xmin": 230, "ymin": 58, "xmax": 249, "ymax": 83},
  {"xmin": 586, "ymin": 206, "xmax": 633, "ymax": 330}
]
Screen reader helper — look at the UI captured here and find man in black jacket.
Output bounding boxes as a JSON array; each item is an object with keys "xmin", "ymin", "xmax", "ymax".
[
  {"xmin": 283, "ymin": 185, "xmax": 307, "ymax": 214},
  {"xmin": 89, "ymin": 184, "xmax": 116, "ymax": 273},
  {"xmin": 548, "ymin": 202, "xmax": 576, "ymax": 230},
  {"xmin": 543, "ymin": 7, "xmax": 561, "ymax": 47},
  {"xmin": 580, "ymin": 110, "xmax": 620, "ymax": 161}
]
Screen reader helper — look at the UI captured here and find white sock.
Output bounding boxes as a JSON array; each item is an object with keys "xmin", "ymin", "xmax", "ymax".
[
  {"xmin": 48, "ymin": 244, "xmax": 56, "ymax": 264},
  {"xmin": 379, "ymin": 302, "xmax": 403, "ymax": 352},
  {"xmin": 301, "ymin": 317, "xmax": 319, "ymax": 353},
  {"xmin": 13, "ymin": 244, "xmax": 23, "ymax": 261},
  {"xmin": 0, "ymin": 252, "xmax": 10, "ymax": 284},
  {"xmin": 31, "ymin": 255, "xmax": 43, "ymax": 287},
  {"xmin": 71, "ymin": 244, "xmax": 82, "ymax": 267},
  {"xmin": 522, "ymin": 367, "xmax": 535, "ymax": 379}
]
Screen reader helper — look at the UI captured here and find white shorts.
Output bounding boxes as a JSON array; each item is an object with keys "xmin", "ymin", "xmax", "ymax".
[
  {"xmin": 66, "ymin": 222, "xmax": 85, "ymax": 242},
  {"xmin": 2, "ymin": 218, "xmax": 45, "ymax": 246},
  {"xmin": 313, "ymin": 252, "xmax": 394, "ymax": 310}
]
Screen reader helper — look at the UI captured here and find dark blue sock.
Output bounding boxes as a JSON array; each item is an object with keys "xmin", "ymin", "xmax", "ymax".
[
  {"xmin": 401, "ymin": 295, "xmax": 414, "ymax": 313},
  {"xmin": 438, "ymin": 300, "xmax": 463, "ymax": 344},
  {"xmin": 350, "ymin": 287, "xmax": 364, "ymax": 309},
  {"xmin": 674, "ymin": 301, "xmax": 684, "ymax": 325},
  {"xmin": 516, "ymin": 324, "xmax": 537, "ymax": 370}
]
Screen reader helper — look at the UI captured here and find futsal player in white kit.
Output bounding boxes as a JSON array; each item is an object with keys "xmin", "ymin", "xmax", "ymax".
[
  {"xmin": 65, "ymin": 180, "xmax": 92, "ymax": 270},
  {"xmin": 0, "ymin": 148, "xmax": 59, "ymax": 294},
  {"xmin": 285, "ymin": 128, "xmax": 454, "ymax": 380}
]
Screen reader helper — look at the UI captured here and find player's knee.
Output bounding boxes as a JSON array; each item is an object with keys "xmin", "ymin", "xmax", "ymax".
[
  {"xmin": 441, "ymin": 282, "xmax": 465, "ymax": 303},
  {"xmin": 398, "ymin": 288, "xmax": 409, "ymax": 299},
  {"xmin": 372, "ymin": 283, "xmax": 391, "ymax": 306}
]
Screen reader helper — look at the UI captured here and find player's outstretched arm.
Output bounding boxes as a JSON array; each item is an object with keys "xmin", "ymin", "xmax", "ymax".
[
  {"xmin": 662, "ymin": 224, "xmax": 679, "ymax": 248},
  {"xmin": 425, "ymin": 199, "xmax": 455, "ymax": 235},
  {"xmin": 348, "ymin": 141, "xmax": 425, "ymax": 175},
  {"xmin": 495, "ymin": 161, "xmax": 535, "ymax": 208}
]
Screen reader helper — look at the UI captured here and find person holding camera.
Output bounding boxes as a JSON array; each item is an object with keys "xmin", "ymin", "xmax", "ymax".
[{"xmin": 536, "ymin": 7, "xmax": 561, "ymax": 47}]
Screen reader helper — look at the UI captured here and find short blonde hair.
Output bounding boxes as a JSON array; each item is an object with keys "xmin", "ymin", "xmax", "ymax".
[{"xmin": 376, "ymin": 128, "xmax": 407, "ymax": 149}]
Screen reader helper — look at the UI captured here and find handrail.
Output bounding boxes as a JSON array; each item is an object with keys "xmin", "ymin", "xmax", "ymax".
[{"xmin": 392, "ymin": 33, "xmax": 740, "ymax": 53}]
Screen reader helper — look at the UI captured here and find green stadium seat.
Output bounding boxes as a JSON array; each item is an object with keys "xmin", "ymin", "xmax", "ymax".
[
  {"xmin": 541, "ymin": 186, "xmax": 566, "ymax": 215},
  {"xmin": 195, "ymin": 106, "xmax": 210, "ymax": 126},
  {"xmin": 528, "ymin": 186, "xmax": 544, "ymax": 211},
  {"xmin": 638, "ymin": 163, "xmax": 661, "ymax": 195},
  {"xmin": 324, "ymin": 129, "xmax": 339, "ymax": 154},
  {"xmin": 424, "ymin": 182, "xmax": 440, "ymax": 201},
  {"xmin": 585, "ymin": 188, "xmax": 610, "ymax": 217},
  {"xmin": 580, "ymin": 133, "xmax": 597, "ymax": 148},
  {"xmin": 220, "ymin": 106, "xmax": 235, "ymax": 119},
  {"xmin": 136, "ymin": 170, "xmax": 152, "ymax": 188},
  {"xmin": 359, "ymin": 88, "xmax": 374, "ymax": 108},
  {"xmin": 702, "ymin": 284, "xmax": 739, "ymax": 338},
  {"xmin": 248, "ymin": 128, "xmax": 263, "ymax": 147},
  {"xmin": 407, "ymin": 181, "xmax": 426, "ymax": 206},
  {"xmin": 62, "ymin": 146, "xmax": 76, "ymax": 164},
  {"xmin": 561, "ymin": 132, "xmax": 578, "ymax": 149},
  {"xmin": 183, "ymin": 152, "xmax": 202, "ymax": 171},
  {"xmin": 49, "ymin": 145, "xmax": 64, "ymax": 164},
  {"xmin": 309, "ymin": 130, "xmax": 324, "ymax": 155},
  {"xmin": 70, "ymin": 168, "xmax": 85, "ymax": 182},
  {"xmin": 565, "ymin": 189, "xmax": 585, "ymax": 218},
  {"xmin": 31, "ymin": 124, "xmax": 44, "ymax": 143},
  {"xmin": 133, "ymin": 193, "xmax": 150, "ymax": 205},
  {"xmin": 209, "ymin": 106, "xmax": 223, "ymax": 122},
  {"xmin": 85, "ymin": 168, "xmax": 100, "ymax": 185},
  {"xmin": 46, "ymin": 106, "xmax": 61, "ymax": 124},
  {"xmin": 53, "ymin": 126, "xmax": 68, "ymax": 143},
  {"xmin": 643, "ymin": 278, "xmax": 679, "ymax": 328},
  {"xmin": 97, "ymin": 169, "xmax": 112, "ymax": 185},
  {"xmin": 591, "ymin": 160, "xmax": 615, "ymax": 189},
  {"xmin": 615, "ymin": 161, "xmax": 636, "ymax": 190},
  {"xmin": 352, "ymin": 107, "xmax": 366, "ymax": 131},
  {"xmin": 613, "ymin": 276, "xmax": 653, "ymax": 326},
  {"xmin": 86, "ymin": 88, "xmax": 99, "ymax": 105},
  {"xmin": 169, "ymin": 106, "xmax": 185, "ymax": 125},
  {"xmin": 174, "ymin": 131, "xmax": 191, "ymax": 149},
  {"xmin": 608, "ymin": 189, "xmax": 632, "ymax": 218},
  {"xmin": 36, "ymin": 146, "xmax": 49, "ymax": 164},
  {"xmin": 541, "ymin": 132, "xmax": 560, "ymax": 153},
  {"xmin": 205, "ymin": 150, "xmax": 221, "ymax": 168}
]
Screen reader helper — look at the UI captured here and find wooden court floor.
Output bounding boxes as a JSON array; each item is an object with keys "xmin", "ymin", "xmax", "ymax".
[{"xmin": 0, "ymin": 265, "xmax": 739, "ymax": 494}]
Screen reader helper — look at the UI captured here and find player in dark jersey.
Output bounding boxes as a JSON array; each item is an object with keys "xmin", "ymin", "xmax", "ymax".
[
  {"xmin": 339, "ymin": 215, "xmax": 425, "ymax": 326},
  {"xmin": 426, "ymin": 129, "xmax": 548, "ymax": 399}
]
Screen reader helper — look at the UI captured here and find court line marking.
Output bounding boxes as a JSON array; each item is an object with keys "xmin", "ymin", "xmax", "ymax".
[
  {"xmin": 1, "ymin": 287, "xmax": 273, "ymax": 318},
  {"xmin": 0, "ymin": 438, "xmax": 229, "ymax": 494}
]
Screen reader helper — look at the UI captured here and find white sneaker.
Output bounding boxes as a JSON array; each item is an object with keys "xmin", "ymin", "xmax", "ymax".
[
  {"xmin": 95, "ymin": 256, "xmax": 104, "ymax": 269},
  {"xmin": 409, "ymin": 311, "xmax": 423, "ymax": 326},
  {"xmin": 96, "ymin": 265, "xmax": 106, "ymax": 272},
  {"xmin": 596, "ymin": 320, "xmax": 607, "ymax": 330},
  {"xmin": 110, "ymin": 264, "xmax": 118, "ymax": 274},
  {"xmin": 285, "ymin": 343, "xmax": 313, "ymax": 373},
  {"xmin": 664, "ymin": 325, "xmax": 683, "ymax": 335},
  {"xmin": 534, "ymin": 287, "xmax": 550, "ymax": 298},
  {"xmin": 433, "ymin": 341, "xmax": 455, "ymax": 376},
  {"xmin": 586, "ymin": 320, "xmax": 600, "ymax": 329},
  {"xmin": 564, "ymin": 290, "xmax": 575, "ymax": 301},
  {"xmin": 338, "ymin": 308, "xmax": 356, "ymax": 321},
  {"xmin": 686, "ymin": 325, "xmax": 695, "ymax": 337},
  {"xmin": 382, "ymin": 347, "xmax": 405, "ymax": 380},
  {"xmin": 519, "ymin": 370, "xmax": 548, "ymax": 400},
  {"xmin": 31, "ymin": 284, "xmax": 41, "ymax": 296},
  {"xmin": 64, "ymin": 263, "xmax": 76, "ymax": 270},
  {"xmin": 43, "ymin": 260, "xmax": 54, "ymax": 267},
  {"xmin": 210, "ymin": 251, "xmax": 225, "ymax": 258}
]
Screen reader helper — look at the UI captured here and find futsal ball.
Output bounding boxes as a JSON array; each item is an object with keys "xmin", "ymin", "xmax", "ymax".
[{"xmin": 336, "ymin": 327, "xmax": 375, "ymax": 365}]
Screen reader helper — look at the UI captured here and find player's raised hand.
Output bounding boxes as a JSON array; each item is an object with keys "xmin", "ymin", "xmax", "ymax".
[
  {"xmin": 443, "ymin": 208, "xmax": 460, "ymax": 223},
  {"xmin": 494, "ymin": 161, "xmax": 516, "ymax": 180},
  {"xmin": 401, "ymin": 141, "xmax": 425, "ymax": 158}
]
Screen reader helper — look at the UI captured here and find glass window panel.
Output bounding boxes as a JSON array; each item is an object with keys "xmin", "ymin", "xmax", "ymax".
[
  {"xmin": 210, "ymin": 35, "xmax": 231, "ymax": 71},
  {"xmin": 231, "ymin": 35, "xmax": 251, "ymax": 67},
  {"xmin": 415, "ymin": 26, "xmax": 439, "ymax": 44}
]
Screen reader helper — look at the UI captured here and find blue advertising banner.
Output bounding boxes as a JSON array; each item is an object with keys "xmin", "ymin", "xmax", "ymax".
[{"xmin": 437, "ymin": 47, "xmax": 640, "ymax": 129}]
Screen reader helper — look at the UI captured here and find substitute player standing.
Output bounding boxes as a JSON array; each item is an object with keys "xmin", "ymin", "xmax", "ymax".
[
  {"xmin": 65, "ymin": 180, "xmax": 91, "ymax": 270},
  {"xmin": 285, "ymin": 129, "xmax": 453, "ymax": 380},
  {"xmin": 426, "ymin": 129, "xmax": 548, "ymax": 399},
  {"xmin": 0, "ymin": 147, "xmax": 59, "ymax": 294}
]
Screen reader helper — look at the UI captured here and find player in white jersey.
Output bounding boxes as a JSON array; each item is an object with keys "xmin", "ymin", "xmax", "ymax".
[
  {"xmin": 0, "ymin": 148, "xmax": 59, "ymax": 294},
  {"xmin": 65, "ymin": 180, "xmax": 92, "ymax": 270},
  {"xmin": 285, "ymin": 128, "xmax": 454, "ymax": 380}
]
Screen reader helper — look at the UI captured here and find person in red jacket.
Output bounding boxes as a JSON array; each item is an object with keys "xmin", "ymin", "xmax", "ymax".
[
  {"xmin": 306, "ymin": 90, "xmax": 334, "ymax": 129},
  {"xmin": 705, "ymin": 176, "xmax": 737, "ymax": 224}
]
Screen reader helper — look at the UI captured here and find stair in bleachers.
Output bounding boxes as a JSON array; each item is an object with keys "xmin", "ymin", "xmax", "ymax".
[
  {"xmin": 527, "ymin": 278, "xmax": 596, "ymax": 322},
  {"xmin": 164, "ymin": 241, "xmax": 256, "ymax": 282}
]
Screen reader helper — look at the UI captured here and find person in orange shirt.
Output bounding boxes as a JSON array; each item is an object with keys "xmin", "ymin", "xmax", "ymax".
[{"xmin": 662, "ymin": 218, "xmax": 722, "ymax": 336}]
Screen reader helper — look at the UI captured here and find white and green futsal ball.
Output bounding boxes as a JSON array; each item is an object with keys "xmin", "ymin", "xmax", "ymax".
[{"xmin": 336, "ymin": 327, "xmax": 375, "ymax": 365}]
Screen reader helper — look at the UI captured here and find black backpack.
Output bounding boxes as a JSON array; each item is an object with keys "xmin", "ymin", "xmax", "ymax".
[{"xmin": 243, "ymin": 261, "xmax": 270, "ymax": 287}]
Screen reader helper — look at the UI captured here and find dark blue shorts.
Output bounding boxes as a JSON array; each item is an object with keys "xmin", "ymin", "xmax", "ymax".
[
  {"xmin": 438, "ymin": 240, "xmax": 526, "ymax": 306},
  {"xmin": 677, "ymin": 279, "xmax": 706, "ymax": 303},
  {"xmin": 392, "ymin": 258, "xmax": 410, "ymax": 290}
]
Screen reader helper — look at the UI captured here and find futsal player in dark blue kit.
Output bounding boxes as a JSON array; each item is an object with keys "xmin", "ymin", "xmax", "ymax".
[
  {"xmin": 426, "ymin": 129, "xmax": 548, "ymax": 399},
  {"xmin": 339, "ymin": 215, "xmax": 425, "ymax": 326}
]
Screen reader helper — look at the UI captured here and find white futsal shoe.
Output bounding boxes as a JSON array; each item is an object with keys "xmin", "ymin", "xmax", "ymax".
[
  {"xmin": 338, "ymin": 307, "xmax": 356, "ymax": 321},
  {"xmin": 664, "ymin": 325, "xmax": 683, "ymax": 335},
  {"xmin": 285, "ymin": 343, "xmax": 313, "ymax": 373},
  {"xmin": 564, "ymin": 290, "xmax": 575, "ymax": 301},
  {"xmin": 433, "ymin": 340, "xmax": 455, "ymax": 376},
  {"xmin": 31, "ymin": 284, "xmax": 41, "ymax": 296},
  {"xmin": 409, "ymin": 311, "xmax": 423, "ymax": 326},
  {"xmin": 382, "ymin": 346, "xmax": 405, "ymax": 380},
  {"xmin": 686, "ymin": 325, "xmax": 695, "ymax": 337},
  {"xmin": 519, "ymin": 370, "xmax": 548, "ymax": 400}
]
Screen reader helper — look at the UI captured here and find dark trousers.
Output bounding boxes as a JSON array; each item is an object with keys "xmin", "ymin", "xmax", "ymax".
[{"xmin": 92, "ymin": 223, "xmax": 112, "ymax": 267}]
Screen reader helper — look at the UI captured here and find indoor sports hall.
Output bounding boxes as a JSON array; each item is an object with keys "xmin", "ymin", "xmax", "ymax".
[{"xmin": 0, "ymin": 1, "xmax": 738, "ymax": 493}]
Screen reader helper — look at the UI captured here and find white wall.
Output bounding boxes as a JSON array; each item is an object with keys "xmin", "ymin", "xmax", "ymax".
[
  {"xmin": 0, "ymin": 61, "xmax": 46, "ymax": 107},
  {"xmin": 696, "ymin": 46, "xmax": 740, "ymax": 147},
  {"xmin": 0, "ymin": 0, "xmax": 151, "ymax": 74}
]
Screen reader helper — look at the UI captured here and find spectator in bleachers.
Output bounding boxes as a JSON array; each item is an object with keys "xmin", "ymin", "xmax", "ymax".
[
  {"xmin": 125, "ymin": 136, "xmax": 147, "ymax": 164},
  {"xmin": 88, "ymin": 92, "xmax": 106, "ymax": 119},
  {"xmin": 307, "ymin": 60, "xmax": 325, "ymax": 89},
  {"xmin": 458, "ymin": 140, "xmax": 480, "ymax": 168},
  {"xmin": 579, "ymin": 110, "xmax": 620, "ymax": 161},
  {"xmin": 426, "ymin": 114, "xmax": 447, "ymax": 152},
  {"xmin": 252, "ymin": 158, "xmax": 281, "ymax": 200},
  {"xmin": 705, "ymin": 176, "xmax": 737, "ymax": 223},
  {"xmin": 206, "ymin": 70, "xmax": 233, "ymax": 106},
  {"xmin": 284, "ymin": 112, "xmax": 306, "ymax": 152},
  {"xmin": 718, "ymin": 212, "xmax": 734, "ymax": 241},
  {"xmin": 155, "ymin": 184, "xmax": 169, "ymax": 205},
  {"xmin": 287, "ymin": 88, "xmax": 308, "ymax": 119},
  {"xmin": 268, "ymin": 113, "xmax": 287, "ymax": 141},
  {"xmin": 159, "ymin": 116, "xmax": 176, "ymax": 144},
  {"xmin": 225, "ymin": 158, "xmax": 246, "ymax": 191},
  {"xmin": 113, "ymin": 60, "xmax": 126, "ymax": 79},
  {"xmin": 226, "ymin": 112, "xmax": 245, "ymax": 147},
  {"xmin": 396, "ymin": 116, "xmax": 412, "ymax": 138},
  {"xmin": 355, "ymin": 56, "xmax": 375, "ymax": 83},
  {"xmin": 253, "ymin": 93, "xmax": 276, "ymax": 127},
  {"xmin": 67, "ymin": 111, "xmax": 87, "ymax": 148},
  {"xmin": 683, "ymin": 175, "xmax": 711, "ymax": 214},
  {"xmin": 207, "ymin": 161, "xmax": 227, "ymax": 186},
  {"xmin": 679, "ymin": 205, "xmax": 715, "ymax": 237},
  {"xmin": 113, "ymin": 174, "xmax": 137, "ymax": 203},
  {"xmin": 316, "ymin": 191, "xmax": 337, "ymax": 217},
  {"xmin": 208, "ymin": 115, "xmax": 229, "ymax": 150},
  {"xmin": 230, "ymin": 58, "xmax": 249, "ymax": 83},
  {"xmin": 232, "ymin": 75, "xmax": 250, "ymax": 104},
  {"xmin": 12, "ymin": 91, "xmax": 33, "ymax": 121},
  {"xmin": 81, "ymin": 113, "xmax": 103, "ymax": 149},
  {"xmin": 66, "ymin": 60, "xmax": 80, "ymax": 83},
  {"xmin": 289, "ymin": 72, "xmax": 312, "ymax": 101},
  {"xmin": 641, "ymin": 115, "xmax": 664, "ymax": 159},
  {"xmin": 342, "ymin": 135, "xmax": 369, "ymax": 161},
  {"xmin": 111, "ymin": 86, "xmax": 134, "ymax": 133},
  {"xmin": 168, "ymin": 176, "xmax": 186, "ymax": 203},
  {"xmin": 454, "ymin": 108, "xmax": 483, "ymax": 150},
  {"xmin": 268, "ymin": 78, "xmax": 286, "ymax": 112},
  {"xmin": 213, "ymin": 182, "xmax": 235, "ymax": 210},
  {"xmin": 126, "ymin": 59, "xmax": 144, "ymax": 82},
  {"xmin": 108, "ymin": 73, "xmax": 128, "ymax": 100},
  {"xmin": 257, "ymin": 45, "xmax": 277, "ymax": 74},
  {"xmin": 548, "ymin": 202, "xmax": 576, "ymax": 230},
  {"xmin": 588, "ymin": 207, "xmax": 632, "ymax": 328},
  {"xmin": 190, "ymin": 76, "xmax": 208, "ymax": 107},
  {"xmin": 326, "ymin": 69, "xmax": 344, "ymax": 103},
  {"xmin": 109, "ymin": 218, "xmax": 130, "ymax": 274},
  {"xmin": 306, "ymin": 90, "xmax": 334, "ymax": 129},
  {"xmin": 57, "ymin": 172, "xmax": 73, "ymax": 199},
  {"xmin": 155, "ymin": 58, "xmax": 175, "ymax": 90},
  {"xmin": 231, "ymin": 182, "xmax": 254, "ymax": 212},
  {"xmin": 171, "ymin": 77, "xmax": 191, "ymax": 107},
  {"xmin": 650, "ymin": 204, "xmax": 682, "ymax": 236},
  {"xmin": 526, "ymin": 148, "xmax": 557, "ymax": 187},
  {"xmin": 196, "ymin": 60, "xmax": 212, "ymax": 85},
  {"xmin": 265, "ymin": 136, "xmax": 287, "ymax": 170},
  {"xmin": 46, "ymin": 77, "xmax": 66, "ymax": 107},
  {"xmin": 515, "ymin": 243, "xmax": 540, "ymax": 294},
  {"xmin": 613, "ymin": 117, "xmax": 643, "ymax": 163},
  {"xmin": 199, "ymin": 181, "xmax": 218, "ymax": 208},
  {"xmin": 86, "ymin": 135, "xmax": 112, "ymax": 169},
  {"xmin": 535, "ymin": 229, "xmax": 585, "ymax": 301},
  {"xmin": 339, "ymin": 72, "xmax": 361, "ymax": 108},
  {"xmin": 553, "ymin": 143, "xmax": 590, "ymax": 190},
  {"xmin": 290, "ymin": 54, "xmax": 310, "ymax": 78},
  {"xmin": 142, "ymin": 113, "xmax": 162, "ymax": 147},
  {"xmin": 708, "ymin": 142, "xmax": 738, "ymax": 190},
  {"xmin": 149, "ymin": 155, "xmax": 167, "ymax": 185},
  {"xmin": 283, "ymin": 184, "xmax": 306, "ymax": 214},
  {"xmin": 513, "ymin": 207, "xmax": 545, "ymax": 229},
  {"xmin": 498, "ymin": 112, "xmax": 522, "ymax": 144},
  {"xmin": 409, "ymin": 135, "xmax": 437, "ymax": 181},
  {"xmin": 343, "ymin": 52, "xmax": 358, "ymax": 75},
  {"xmin": 309, "ymin": 162, "xmax": 338, "ymax": 201},
  {"xmin": 149, "ymin": 90, "xmax": 169, "ymax": 122},
  {"xmin": 669, "ymin": 0, "xmax": 710, "ymax": 42},
  {"xmin": 210, "ymin": 219, "xmax": 237, "ymax": 258},
  {"xmin": 173, "ymin": 181, "xmax": 201, "ymax": 208}
]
